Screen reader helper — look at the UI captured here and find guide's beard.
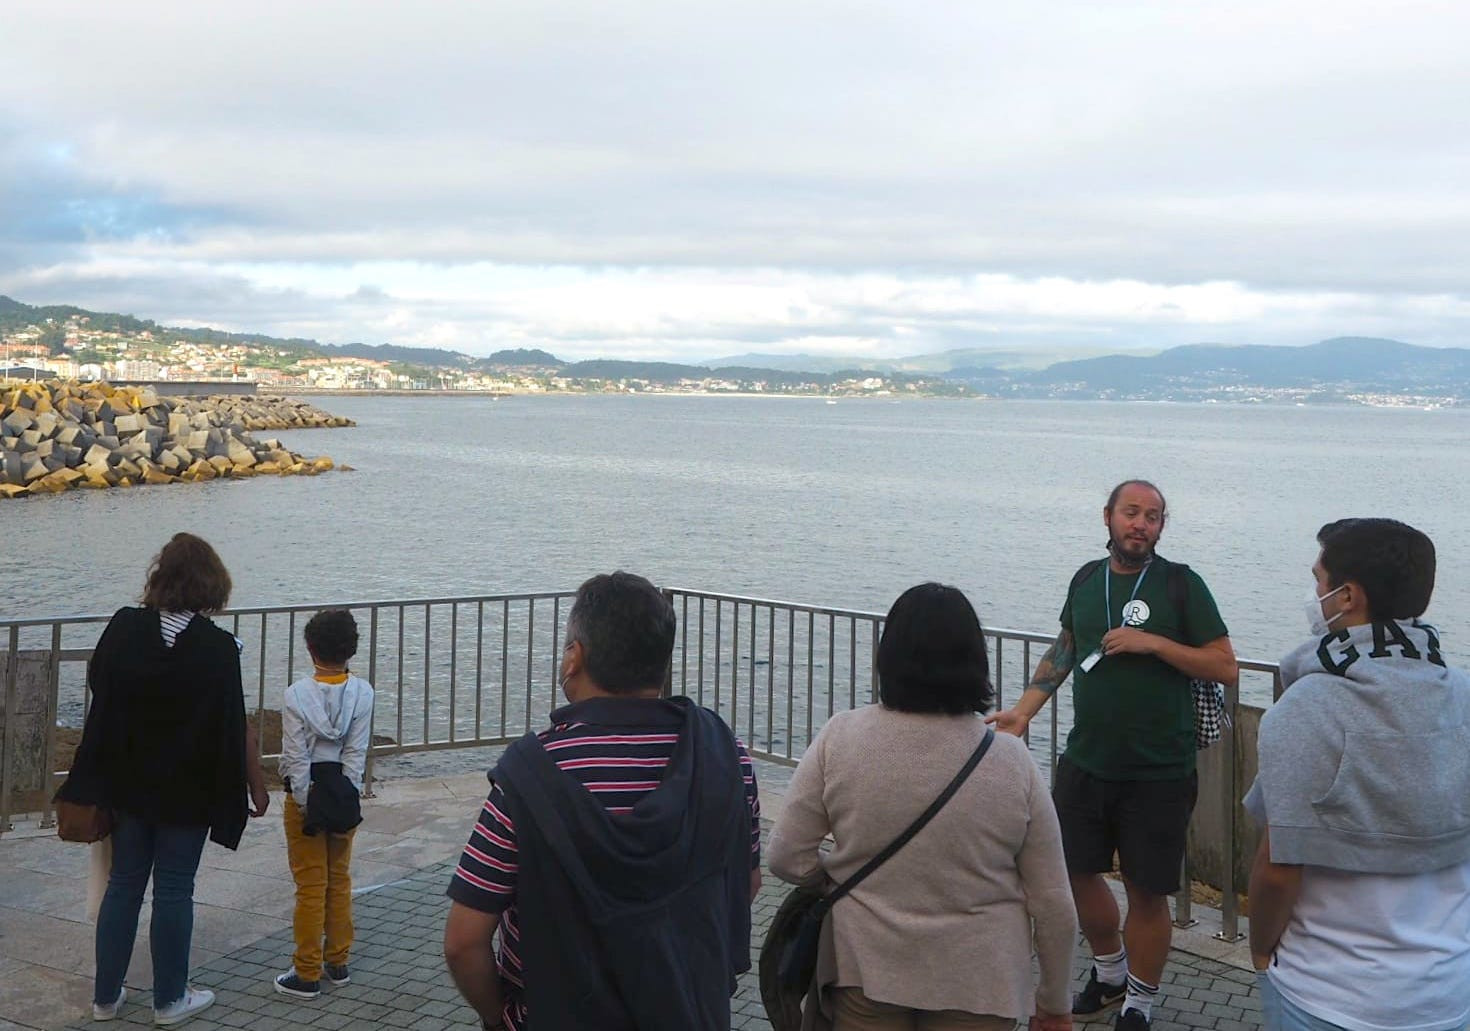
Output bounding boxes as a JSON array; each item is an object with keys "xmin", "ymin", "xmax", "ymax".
[{"xmin": 1109, "ymin": 534, "xmax": 1153, "ymax": 569}]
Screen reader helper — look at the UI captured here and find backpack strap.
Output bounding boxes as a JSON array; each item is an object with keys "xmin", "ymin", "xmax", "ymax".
[
  {"xmin": 1164, "ymin": 558, "xmax": 1190, "ymax": 638},
  {"xmin": 1067, "ymin": 558, "xmax": 1108, "ymax": 603}
]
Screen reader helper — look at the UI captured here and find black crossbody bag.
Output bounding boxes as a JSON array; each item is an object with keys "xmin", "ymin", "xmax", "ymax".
[{"xmin": 762, "ymin": 727, "xmax": 996, "ymax": 997}]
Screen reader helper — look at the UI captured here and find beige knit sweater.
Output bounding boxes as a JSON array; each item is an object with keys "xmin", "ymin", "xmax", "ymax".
[{"xmin": 768, "ymin": 704, "xmax": 1077, "ymax": 1019}]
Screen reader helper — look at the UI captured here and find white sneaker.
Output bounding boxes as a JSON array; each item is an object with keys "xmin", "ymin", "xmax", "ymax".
[
  {"xmin": 92, "ymin": 985, "xmax": 126, "ymax": 1021},
  {"xmin": 153, "ymin": 987, "xmax": 214, "ymax": 1026}
]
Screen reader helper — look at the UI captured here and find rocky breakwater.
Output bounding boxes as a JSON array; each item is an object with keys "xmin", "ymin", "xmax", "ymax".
[
  {"xmin": 0, "ymin": 381, "xmax": 350, "ymax": 499},
  {"xmin": 209, "ymin": 393, "xmax": 357, "ymax": 431}
]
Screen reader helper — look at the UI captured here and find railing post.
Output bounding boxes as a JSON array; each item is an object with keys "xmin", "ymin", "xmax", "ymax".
[
  {"xmin": 1, "ymin": 626, "xmax": 21, "ymax": 835},
  {"xmin": 1174, "ymin": 851, "xmax": 1198, "ymax": 928},
  {"xmin": 363, "ymin": 606, "xmax": 379, "ymax": 798},
  {"xmin": 767, "ymin": 608, "xmax": 777, "ymax": 749},
  {"xmin": 869, "ymin": 617, "xmax": 880, "ymax": 704},
  {"xmin": 1216, "ymin": 675, "xmax": 1245, "ymax": 941},
  {"xmin": 995, "ymin": 636, "xmax": 1005, "ymax": 713},
  {"xmin": 255, "ymin": 613, "xmax": 268, "ymax": 795},
  {"xmin": 39, "ymin": 624, "xmax": 60, "ymax": 828},
  {"xmin": 423, "ymin": 603, "xmax": 433, "ymax": 747},
  {"xmin": 730, "ymin": 602, "xmax": 739, "ymax": 729},
  {"xmin": 660, "ymin": 589, "xmax": 675, "ymax": 699},
  {"xmin": 0, "ymin": 626, "xmax": 15, "ymax": 835},
  {"xmin": 524, "ymin": 599, "xmax": 535, "ymax": 731}
]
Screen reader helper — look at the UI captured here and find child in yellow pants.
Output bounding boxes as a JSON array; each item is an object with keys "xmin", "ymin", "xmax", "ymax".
[{"xmin": 274, "ymin": 610, "xmax": 375, "ymax": 999}]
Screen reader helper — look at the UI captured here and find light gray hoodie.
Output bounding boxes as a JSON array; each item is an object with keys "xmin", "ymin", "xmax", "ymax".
[
  {"xmin": 280, "ymin": 674, "xmax": 375, "ymax": 807},
  {"xmin": 1244, "ymin": 620, "xmax": 1470, "ymax": 874}
]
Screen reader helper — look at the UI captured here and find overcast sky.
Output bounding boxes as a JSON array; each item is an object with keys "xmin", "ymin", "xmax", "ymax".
[{"xmin": 2, "ymin": 0, "xmax": 1468, "ymax": 361}]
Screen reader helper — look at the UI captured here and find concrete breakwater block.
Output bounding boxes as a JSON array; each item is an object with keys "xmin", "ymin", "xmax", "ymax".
[
  {"xmin": 205, "ymin": 393, "xmax": 357, "ymax": 431},
  {"xmin": 0, "ymin": 380, "xmax": 354, "ymax": 499}
]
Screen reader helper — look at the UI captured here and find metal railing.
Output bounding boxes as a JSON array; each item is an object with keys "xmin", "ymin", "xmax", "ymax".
[
  {"xmin": 0, "ymin": 591, "xmax": 576, "ymax": 836},
  {"xmin": 3, "ymin": 586, "xmax": 1276, "ymax": 941},
  {"xmin": 660, "ymin": 588, "xmax": 1276, "ymax": 942}
]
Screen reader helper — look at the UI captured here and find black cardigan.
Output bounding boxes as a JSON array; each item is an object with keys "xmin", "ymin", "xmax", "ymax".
[{"xmin": 59, "ymin": 607, "xmax": 249, "ymax": 849}]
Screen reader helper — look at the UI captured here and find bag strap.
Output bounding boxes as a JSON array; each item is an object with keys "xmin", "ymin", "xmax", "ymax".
[
  {"xmin": 1068, "ymin": 558, "xmax": 1107, "ymax": 603},
  {"xmin": 824, "ymin": 727, "xmax": 995, "ymax": 908},
  {"xmin": 1165, "ymin": 559, "xmax": 1190, "ymax": 636}
]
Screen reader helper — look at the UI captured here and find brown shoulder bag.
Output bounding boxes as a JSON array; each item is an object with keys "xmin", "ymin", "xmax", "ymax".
[{"xmin": 55, "ymin": 796, "xmax": 114, "ymax": 843}]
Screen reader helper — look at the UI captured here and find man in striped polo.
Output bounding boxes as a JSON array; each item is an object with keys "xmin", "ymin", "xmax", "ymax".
[{"xmin": 443, "ymin": 571, "xmax": 762, "ymax": 1031}]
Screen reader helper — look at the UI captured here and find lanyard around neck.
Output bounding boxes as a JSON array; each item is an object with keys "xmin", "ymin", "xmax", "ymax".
[{"xmin": 1104, "ymin": 558, "xmax": 1152, "ymax": 631}]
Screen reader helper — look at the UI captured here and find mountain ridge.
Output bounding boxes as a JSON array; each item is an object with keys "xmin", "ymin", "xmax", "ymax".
[{"xmin": 3, "ymin": 296, "xmax": 1467, "ymax": 397}]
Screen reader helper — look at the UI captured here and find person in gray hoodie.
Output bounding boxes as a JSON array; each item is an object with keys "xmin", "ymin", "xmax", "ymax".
[
  {"xmin": 273, "ymin": 609, "xmax": 376, "ymax": 1000},
  {"xmin": 1245, "ymin": 518, "xmax": 1470, "ymax": 1031}
]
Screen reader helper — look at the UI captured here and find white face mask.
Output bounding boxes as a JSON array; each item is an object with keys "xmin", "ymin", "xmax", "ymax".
[{"xmin": 1305, "ymin": 584, "xmax": 1346, "ymax": 636}]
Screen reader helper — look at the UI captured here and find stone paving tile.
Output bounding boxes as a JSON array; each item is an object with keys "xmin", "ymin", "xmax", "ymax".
[{"xmin": 60, "ymin": 845, "xmax": 1260, "ymax": 1031}]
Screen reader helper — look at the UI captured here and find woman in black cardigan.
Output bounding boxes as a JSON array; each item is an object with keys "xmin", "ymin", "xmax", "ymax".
[{"xmin": 60, "ymin": 533, "xmax": 268, "ymax": 1026}]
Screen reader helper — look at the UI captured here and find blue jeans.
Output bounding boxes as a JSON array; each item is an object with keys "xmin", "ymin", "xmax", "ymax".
[
  {"xmin": 1260, "ymin": 970, "xmax": 1470, "ymax": 1031},
  {"xmin": 1258, "ymin": 973, "xmax": 1351, "ymax": 1031},
  {"xmin": 94, "ymin": 813, "xmax": 208, "ymax": 1008}
]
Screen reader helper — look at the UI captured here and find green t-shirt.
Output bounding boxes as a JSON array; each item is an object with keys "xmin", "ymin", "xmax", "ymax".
[{"xmin": 1059, "ymin": 556, "xmax": 1228, "ymax": 781}]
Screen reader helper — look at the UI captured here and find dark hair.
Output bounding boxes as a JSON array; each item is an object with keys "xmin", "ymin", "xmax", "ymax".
[
  {"xmin": 141, "ymin": 533, "xmax": 232, "ymax": 613},
  {"xmin": 305, "ymin": 609, "xmax": 359, "ymax": 666},
  {"xmin": 876, "ymin": 583, "xmax": 994, "ymax": 715},
  {"xmin": 1317, "ymin": 518, "xmax": 1436, "ymax": 620},
  {"xmin": 566, "ymin": 571, "xmax": 676, "ymax": 695}
]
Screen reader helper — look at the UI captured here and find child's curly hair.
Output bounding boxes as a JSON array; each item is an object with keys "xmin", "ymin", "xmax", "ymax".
[{"xmin": 305, "ymin": 609, "xmax": 359, "ymax": 666}]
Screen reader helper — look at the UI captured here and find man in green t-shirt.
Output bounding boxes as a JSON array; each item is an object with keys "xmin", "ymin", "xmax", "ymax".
[{"xmin": 988, "ymin": 480, "xmax": 1237, "ymax": 1031}]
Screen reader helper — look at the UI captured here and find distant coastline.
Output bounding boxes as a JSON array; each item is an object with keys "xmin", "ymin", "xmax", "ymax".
[
  {"xmin": 268, "ymin": 387, "xmax": 1459, "ymax": 408},
  {"xmin": 275, "ymin": 387, "xmax": 917, "ymax": 400},
  {"xmin": 6, "ymin": 295, "xmax": 1469, "ymax": 405},
  {"xmin": 279, "ymin": 387, "xmax": 513, "ymax": 398}
]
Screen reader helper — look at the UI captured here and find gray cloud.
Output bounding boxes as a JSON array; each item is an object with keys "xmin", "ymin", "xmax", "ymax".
[{"xmin": 2, "ymin": 0, "xmax": 1469, "ymax": 355}]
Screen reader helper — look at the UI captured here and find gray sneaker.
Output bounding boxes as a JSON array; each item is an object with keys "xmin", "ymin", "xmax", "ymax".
[
  {"xmin": 153, "ymin": 987, "xmax": 214, "ymax": 1026},
  {"xmin": 273, "ymin": 971, "xmax": 321, "ymax": 999},
  {"xmin": 324, "ymin": 963, "xmax": 350, "ymax": 986},
  {"xmin": 92, "ymin": 985, "xmax": 126, "ymax": 1021}
]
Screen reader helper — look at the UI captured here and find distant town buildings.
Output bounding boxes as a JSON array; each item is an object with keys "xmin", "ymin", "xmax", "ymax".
[
  {"xmin": 6, "ymin": 310, "xmax": 1457, "ymax": 406},
  {"xmin": 0, "ymin": 316, "xmax": 535, "ymax": 392},
  {"xmin": 0, "ymin": 314, "xmax": 960, "ymax": 397}
]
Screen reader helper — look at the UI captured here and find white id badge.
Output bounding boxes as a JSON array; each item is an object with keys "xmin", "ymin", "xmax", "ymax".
[{"xmin": 1079, "ymin": 648, "xmax": 1103, "ymax": 673}]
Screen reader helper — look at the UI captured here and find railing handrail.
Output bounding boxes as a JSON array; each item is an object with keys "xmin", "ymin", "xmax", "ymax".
[
  {"xmin": 0, "ymin": 589, "xmax": 580, "ymax": 630},
  {"xmin": 0, "ymin": 592, "xmax": 1290, "ymax": 677},
  {"xmin": 666, "ymin": 587, "xmax": 1285, "ymax": 672},
  {"xmin": 663, "ymin": 587, "xmax": 887, "ymax": 622}
]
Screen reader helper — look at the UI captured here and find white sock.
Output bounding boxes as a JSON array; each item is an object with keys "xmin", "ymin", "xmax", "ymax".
[
  {"xmin": 1094, "ymin": 946, "xmax": 1127, "ymax": 985},
  {"xmin": 1122, "ymin": 973, "xmax": 1158, "ymax": 1019}
]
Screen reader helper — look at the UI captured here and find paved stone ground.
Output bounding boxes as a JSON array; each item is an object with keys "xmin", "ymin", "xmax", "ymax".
[{"xmin": 59, "ymin": 853, "xmax": 1261, "ymax": 1031}]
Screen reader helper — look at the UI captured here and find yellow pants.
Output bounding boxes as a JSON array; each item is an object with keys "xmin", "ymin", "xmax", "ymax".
[{"xmin": 283, "ymin": 794, "xmax": 355, "ymax": 981}]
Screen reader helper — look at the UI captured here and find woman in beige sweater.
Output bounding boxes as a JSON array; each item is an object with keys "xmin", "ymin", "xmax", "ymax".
[{"xmin": 768, "ymin": 584, "xmax": 1076, "ymax": 1031}]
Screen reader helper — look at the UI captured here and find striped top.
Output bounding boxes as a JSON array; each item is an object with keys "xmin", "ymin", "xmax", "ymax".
[
  {"xmin": 158, "ymin": 610, "xmax": 195, "ymax": 647},
  {"xmin": 447, "ymin": 703, "xmax": 761, "ymax": 1031},
  {"xmin": 157, "ymin": 610, "xmax": 244, "ymax": 655}
]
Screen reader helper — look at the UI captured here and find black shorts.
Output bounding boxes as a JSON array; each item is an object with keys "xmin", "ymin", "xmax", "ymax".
[{"xmin": 1051, "ymin": 756, "xmax": 1198, "ymax": 896}]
